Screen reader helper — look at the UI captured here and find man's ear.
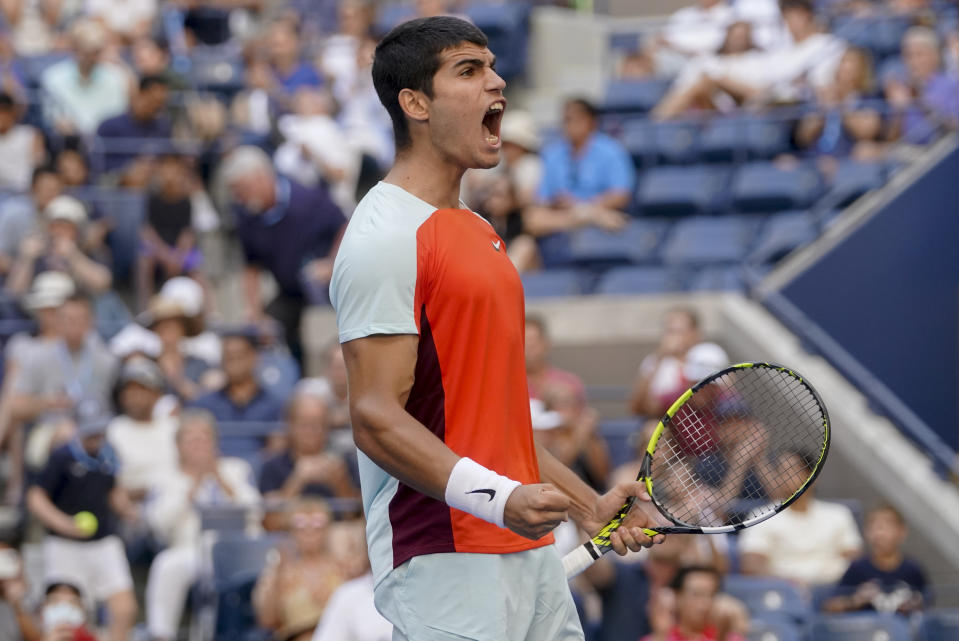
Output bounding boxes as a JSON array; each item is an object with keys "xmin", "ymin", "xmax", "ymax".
[{"xmin": 398, "ymin": 88, "xmax": 430, "ymax": 123}]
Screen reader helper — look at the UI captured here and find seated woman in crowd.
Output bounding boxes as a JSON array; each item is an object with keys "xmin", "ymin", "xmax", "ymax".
[{"xmin": 253, "ymin": 499, "xmax": 348, "ymax": 641}]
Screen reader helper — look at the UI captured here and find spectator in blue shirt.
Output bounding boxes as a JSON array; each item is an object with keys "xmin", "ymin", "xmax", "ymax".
[
  {"xmin": 524, "ymin": 98, "xmax": 636, "ymax": 267},
  {"xmin": 96, "ymin": 75, "xmax": 173, "ymax": 174},
  {"xmin": 824, "ymin": 504, "xmax": 928, "ymax": 614},
  {"xmin": 266, "ymin": 19, "xmax": 323, "ymax": 106},
  {"xmin": 192, "ymin": 328, "xmax": 283, "ymax": 427},
  {"xmin": 221, "ymin": 146, "xmax": 346, "ymax": 363}
]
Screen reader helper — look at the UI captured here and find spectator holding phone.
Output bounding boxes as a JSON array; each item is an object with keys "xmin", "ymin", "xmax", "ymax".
[{"xmin": 38, "ymin": 582, "xmax": 97, "ymax": 641}]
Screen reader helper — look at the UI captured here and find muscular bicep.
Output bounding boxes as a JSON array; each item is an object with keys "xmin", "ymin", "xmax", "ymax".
[{"xmin": 342, "ymin": 333, "xmax": 418, "ymax": 412}]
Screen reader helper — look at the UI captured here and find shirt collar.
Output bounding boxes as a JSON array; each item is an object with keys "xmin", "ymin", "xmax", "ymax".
[{"xmin": 258, "ymin": 177, "xmax": 292, "ymax": 226}]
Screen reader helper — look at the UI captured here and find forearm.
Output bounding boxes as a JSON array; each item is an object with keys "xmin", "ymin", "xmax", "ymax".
[
  {"xmin": 12, "ymin": 601, "xmax": 42, "ymax": 641},
  {"xmin": 590, "ymin": 190, "xmax": 630, "ymax": 212},
  {"xmin": 522, "ymin": 206, "xmax": 581, "ymax": 237},
  {"xmin": 67, "ymin": 252, "xmax": 111, "ymax": 293},
  {"xmin": 6, "ymin": 256, "xmax": 36, "ymax": 295},
  {"xmin": 536, "ymin": 442, "xmax": 600, "ymax": 532},
  {"xmin": 243, "ymin": 266, "xmax": 264, "ymax": 320},
  {"xmin": 352, "ymin": 398, "xmax": 460, "ymax": 501},
  {"xmin": 10, "ymin": 395, "xmax": 48, "ymax": 423},
  {"xmin": 26, "ymin": 487, "xmax": 75, "ymax": 535}
]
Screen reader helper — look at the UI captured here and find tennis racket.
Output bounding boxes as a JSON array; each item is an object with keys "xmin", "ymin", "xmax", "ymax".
[{"xmin": 563, "ymin": 361, "xmax": 830, "ymax": 578}]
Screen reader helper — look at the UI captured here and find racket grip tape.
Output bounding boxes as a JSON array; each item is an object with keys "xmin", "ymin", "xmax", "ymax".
[{"xmin": 562, "ymin": 541, "xmax": 602, "ymax": 579}]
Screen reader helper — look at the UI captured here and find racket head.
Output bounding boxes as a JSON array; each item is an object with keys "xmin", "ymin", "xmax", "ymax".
[{"xmin": 642, "ymin": 362, "xmax": 830, "ymax": 534}]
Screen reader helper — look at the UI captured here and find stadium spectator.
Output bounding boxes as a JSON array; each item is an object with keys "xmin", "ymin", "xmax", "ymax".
[
  {"xmin": 0, "ymin": 92, "xmax": 44, "ymax": 191},
  {"xmin": 157, "ymin": 276, "xmax": 221, "ymax": 366},
  {"xmin": 642, "ymin": 566, "xmax": 746, "ymax": 641},
  {"xmin": 253, "ymin": 498, "xmax": 347, "ymax": 641},
  {"xmin": 192, "ymin": 328, "xmax": 283, "ymax": 423},
  {"xmin": 651, "ymin": 0, "xmax": 736, "ymax": 74},
  {"xmin": 654, "ymin": 0, "xmax": 845, "ymax": 118},
  {"xmin": 37, "ymin": 582, "xmax": 97, "ymax": 641},
  {"xmin": 259, "ymin": 392, "xmax": 359, "ymax": 504},
  {"xmin": 274, "ymin": 87, "xmax": 359, "ymax": 213},
  {"xmin": 0, "ymin": 31, "xmax": 25, "ymax": 100},
  {"xmin": 0, "ymin": 167, "xmax": 62, "ymax": 279},
  {"xmin": 40, "ymin": 19, "xmax": 129, "ymax": 136},
  {"xmin": 0, "ymin": 544, "xmax": 41, "ymax": 641},
  {"xmin": 295, "ymin": 342, "xmax": 353, "ymax": 450},
  {"xmin": 84, "ymin": 0, "xmax": 157, "ymax": 43},
  {"xmin": 6, "ymin": 195, "xmax": 112, "ymax": 298},
  {"xmin": 26, "ymin": 406, "xmax": 138, "ymax": 641},
  {"xmin": 630, "ymin": 308, "xmax": 729, "ymax": 417},
  {"xmin": 739, "ymin": 450, "xmax": 863, "ymax": 586},
  {"xmin": 106, "ymin": 357, "xmax": 179, "ymax": 500},
  {"xmin": 310, "ymin": 520, "xmax": 391, "ymax": 641},
  {"xmin": 465, "ymin": 109, "xmax": 542, "ymax": 271},
  {"xmin": 266, "ymin": 19, "xmax": 323, "ymax": 103},
  {"xmin": 320, "ymin": 0, "xmax": 376, "ymax": 103},
  {"xmin": 140, "ymin": 295, "xmax": 214, "ymax": 401},
  {"xmin": 231, "ymin": 57, "xmax": 278, "ymax": 137},
  {"xmin": 138, "ymin": 155, "xmax": 204, "ymax": 306},
  {"xmin": 0, "ymin": 0, "xmax": 79, "ymax": 57},
  {"xmin": 96, "ymin": 74, "xmax": 172, "ymax": 174},
  {"xmin": 222, "ymin": 146, "xmax": 346, "ymax": 360},
  {"xmin": 525, "ymin": 98, "xmax": 634, "ymax": 267},
  {"xmin": 53, "ymin": 148, "xmax": 91, "ymax": 189},
  {"xmin": 823, "ymin": 504, "xmax": 928, "ymax": 614},
  {"xmin": 145, "ymin": 409, "xmax": 261, "ymax": 641},
  {"xmin": 885, "ymin": 27, "xmax": 959, "ymax": 146},
  {"xmin": 10, "ymin": 294, "xmax": 117, "ymax": 434},
  {"xmin": 795, "ymin": 47, "xmax": 882, "ymax": 163}
]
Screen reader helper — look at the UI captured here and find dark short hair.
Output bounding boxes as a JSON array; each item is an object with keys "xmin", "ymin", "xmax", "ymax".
[
  {"xmin": 139, "ymin": 74, "xmax": 169, "ymax": 92},
  {"xmin": 779, "ymin": 0, "xmax": 814, "ymax": 14},
  {"xmin": 219, "ymin": 324, "xmax": 260, "ymax": 348},
  {"xmin": 564, "ymin": 97, "xmax": 598, "ymax": 121},
  {"xmin": 869, "ymin": 503, "xmax": 905, "ymax": 526},
  {"xmin": 373, "ymin": 16, "xmax": 488, "ymax": 151},
  {"xmin": 525, "ymin": 313, "xmax": 549, "ymax": 339},
  {"xmin": 670, "ymin": 565, "xmax": 722, "ymax": 593},
  {"xmin": 31, "ymin": 165, "xmax": 60, "ymax": 189},
  {"xmin": 0, "ymin": 92, "xmax": 15, "ymax": 111},
  {"xmin": 45, "ymin": 582, "xmax": 83, "ymax": 599}
]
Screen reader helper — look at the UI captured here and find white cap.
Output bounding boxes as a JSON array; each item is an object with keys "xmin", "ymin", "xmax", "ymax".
[
  {"xmin": 23, "ymin": 271, "xmax": 75, "ymax": 311},
  {"xmin": 500, "ymin": 110, "xmax": 541, "ymax": 151},
  {"xmin": 44, "ymin": 195, "xmax": 88, "ymax": 225},
  {"xmin": 683, "ymin": 342, "xmax": 729, "ymax": 382},
  {"xmin": 159, "ymin": 277, "xmax": 204, "ymax": 317},
  {"xmin": 530, "ymin": 398, "xmax": 564, "ymax": 431},
  {"xmin": 109, "ymin": 323, "xmax": 162, "ymax": 360}
]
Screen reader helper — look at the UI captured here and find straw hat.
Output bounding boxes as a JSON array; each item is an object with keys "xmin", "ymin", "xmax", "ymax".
[
  {"xmin": 500, "ymin": 110, "xmax": 541, "ymax": 152},
  {"xmin": 137, "ymin": 296, "xmax": 202, "ymax": 337}
]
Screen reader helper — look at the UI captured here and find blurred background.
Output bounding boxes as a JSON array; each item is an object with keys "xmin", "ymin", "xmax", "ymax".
[{"xmin": 0, "ymin": 0, "xmax": 957, "ymax": 640}]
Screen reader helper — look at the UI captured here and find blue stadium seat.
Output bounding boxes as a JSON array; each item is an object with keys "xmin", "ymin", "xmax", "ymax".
[
  {"xmin": 19, "ymin": 53, "xmax": 70, "ymax": 88},
  {"xmin": 831, "ymin": 15, "xmax": 913, "ymax": 58},
  {"xmin": 699, "ymin": 117, "xmax": 791, "ymax": 163},
  {"xmin": 521, "ymin": 269, "xmax": 583, "ymax": 299},
  {"xmin": 918, "ymin": 609, "xmax": 959, "ymax": 641},
  {"xmin": 660, "ymin": 216, "xmax": 757, "ymax": 266},
  {"xmin": 603, "ymin": 78, "xmax": 672, "ymax": 115},
  {"xmin": 829, "ymin": 161, "xmax": 886, "ymax": 208},
  {"xmin": 747, "ymin": 618, "xmax": 803, "ymax": 641},
  {"xmin": 748, "ymin": 211, "xmax": 818, "ymax": 264},
  {"xmin": 594, "ymin": 266, "xmax": 682, "ymax": 295},
  {"xmin": 636, "ymin": 166, "xmax": 730, "ymax": 217},
  {"xmin": 71, "ymin": 188, "xmax": 147, "ymax": 283},
  {"xmin": 187, "ymin": 45, "xmax": 245, "ymax": 95},
  {"xmin": 465, "ymin": 3, "xmax": 530, "ymax": 80},
  {"xmin": 731, "ymin": 163, "xmax": 823, "ymax": 213},
  {"xmin": 724, "ymin": 575, "xmax": 811, "ymax": 623},
  {"xmin": 600, "ymin": 419, "xmax": 642, "ymax": 470},
  {"xmin": 256, "ymin": 349, "xmax": 300, "ymax": 402},
  {"xmin": 206, "ymin": 534, "xmax": 282, "ymax": 641},
  {"xmin": 621, "ymin": 119, "xmax": 700, "ymax": 166},
  {"xmin": 567, "ymin": 219, "xmax": 668, "ymax": 267},
  {"xmin": 808, "ymin": 614, "xmax": 911, "ymax": 641},
  {"xmin": 687, "ymin": 266, "xmax": 747, "ymax": 292}
]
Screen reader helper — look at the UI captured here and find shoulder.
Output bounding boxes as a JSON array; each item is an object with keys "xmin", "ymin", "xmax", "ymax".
[
  {"xmin": 592, "ymin": 133, "xmax": 629, "ymax": 156},
  {"xmin": 334, "ymin": 183, "xmax": 437, "ymax": 265},
  {"xmin": 219, "ymin": 457, "xmax": 255, "ymax": 481},
  {"xmin": 539, "ymin": 139, "xmax": 569, "ymax": 161}
]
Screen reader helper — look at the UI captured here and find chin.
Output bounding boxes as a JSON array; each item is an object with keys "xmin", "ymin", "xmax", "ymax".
[{"xmin": 473, "ymin": 152, "xmax": 502, "ymax": 170}]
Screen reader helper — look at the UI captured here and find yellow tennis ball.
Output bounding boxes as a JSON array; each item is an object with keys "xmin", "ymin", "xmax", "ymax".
[{"xmin": 74, "ymin": 511, "xmax": 98, "ymax": 536}]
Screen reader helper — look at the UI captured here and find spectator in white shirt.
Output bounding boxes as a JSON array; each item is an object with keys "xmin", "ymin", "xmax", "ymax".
[
  {"xmin": 654, "ymin": 0, "xmax": 845, "ymax": 119},
  {"xmin": 738, "ymin": 450, "xmax": 862, "ymax": 586},
  {"xmin": 84, "ymin": 0, "xmax": 156, "ymax": 43},
  {"xmin": 0, "ymin": 92, "xmax": 44, "ymax": 192},
  {"xmin": 651, "ymin": 0, "xmax": 736, "ymax": 75},
  {"xmin": 106, "ymin": 357, "xmax": 178, "ymax": 501},
  {"xmin": 145, "ymin": 409, "xmax": 261, "ymax": 641}
]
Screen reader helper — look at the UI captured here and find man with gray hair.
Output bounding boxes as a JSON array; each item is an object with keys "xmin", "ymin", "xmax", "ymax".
[
  {"xmin": 221, "ymin": 146, "xmax": 346, "ymax": 362},
  {"xmin": 885, "ymin": 26, "xmax": 959, "ymax": 145}
]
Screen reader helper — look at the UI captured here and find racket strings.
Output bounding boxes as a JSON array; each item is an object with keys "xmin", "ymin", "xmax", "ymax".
[{"xmin": 649, "ymin": 367, "xmax": 827, "ymax": 528}]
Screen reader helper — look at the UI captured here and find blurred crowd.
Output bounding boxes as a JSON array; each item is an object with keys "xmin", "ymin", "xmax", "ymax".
[{"xmin": 0, "ymin": 0, "xmax": 945, "ymax": 640}]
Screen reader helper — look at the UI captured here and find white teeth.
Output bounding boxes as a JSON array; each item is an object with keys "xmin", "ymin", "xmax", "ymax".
[
  {"xmin": 488, "ymin": 103, "xmax": 504, "ymax": 113},
  {"xmin": 487, "ymin": 135, "xmax": 500, "ymax": 145}
]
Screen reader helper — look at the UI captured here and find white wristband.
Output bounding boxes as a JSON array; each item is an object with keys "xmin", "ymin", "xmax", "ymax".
[{"xmin": 445, "ymin": 457, "xmax": 521, "ymax": 528}]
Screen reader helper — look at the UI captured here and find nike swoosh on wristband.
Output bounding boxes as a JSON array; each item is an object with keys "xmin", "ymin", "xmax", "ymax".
[{"xmin": 466, "ymin": 488, "xmax": 496, "ymax": 501}]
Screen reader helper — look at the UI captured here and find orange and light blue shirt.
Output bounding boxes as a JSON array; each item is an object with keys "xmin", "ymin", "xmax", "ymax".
[{"xmin": 330, "ymin": 181, "xmax": 552, "ymax": 585}]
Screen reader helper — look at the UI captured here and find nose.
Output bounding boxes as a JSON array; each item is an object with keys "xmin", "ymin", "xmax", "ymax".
[{"xmin": 487, "ymin": 66, "xmax": 507, "ymax": 93}]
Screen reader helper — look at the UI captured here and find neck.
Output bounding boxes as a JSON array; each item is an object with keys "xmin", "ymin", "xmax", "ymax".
[
  {"xmin": 65, "ymin": 337, "xmax": 85, "ymax": 353},
  {"xmin": 385, "ymin": 148, "xmax": 466, "ymax": 210},
  {"xmin": 678, "ymin": 621, "xmax": 704, "ymax": 638},
  {"xmin": 227, "ymin": 378, "xmax": 258, "ymax": 403},
  {"xmin": 872, "ymin": 550, "xmax": 903, "ymax": 570},
  {"xmin": 571, "ymin": 134, "xmax": 592, "ymax": 154}
]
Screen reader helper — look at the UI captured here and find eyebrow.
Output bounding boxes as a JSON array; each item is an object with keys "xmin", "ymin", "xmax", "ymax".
[{"xmin": 451, "ymin": 56, "xmax": 497, "ymax": 70}]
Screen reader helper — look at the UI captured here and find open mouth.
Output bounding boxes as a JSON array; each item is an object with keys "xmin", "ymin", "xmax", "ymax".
[{"xmin": 482, "ymin": 101, "xmax": 505, "ymax": 147}]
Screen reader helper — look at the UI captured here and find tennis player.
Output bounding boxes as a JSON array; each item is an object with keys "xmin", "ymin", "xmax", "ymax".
[{"xmin": 330, "ymin": 16, "xmax": 663, "ymax": 641}]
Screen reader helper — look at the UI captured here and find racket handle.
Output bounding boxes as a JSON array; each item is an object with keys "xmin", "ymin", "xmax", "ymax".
[{"xmin": 563, "ymin": 541, "xmax": 602, "ymax": 579}]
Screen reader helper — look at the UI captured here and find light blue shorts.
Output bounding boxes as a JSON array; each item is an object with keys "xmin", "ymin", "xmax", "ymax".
[{"xmin": 373, "ymin": 545, "xmax": 584, "ymax": 641}]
